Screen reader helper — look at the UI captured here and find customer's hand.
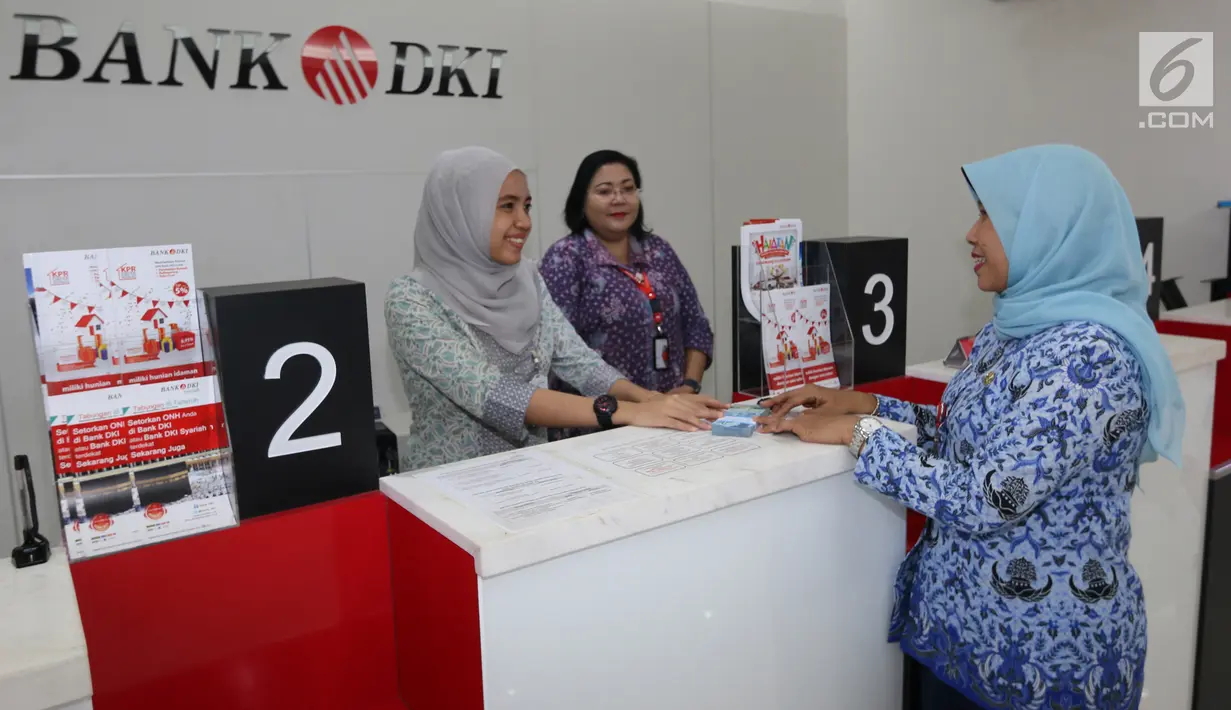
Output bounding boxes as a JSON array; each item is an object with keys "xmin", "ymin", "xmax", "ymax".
[
  {"xmin": 618, "ymin": 394, "xmax": 728, "ymax": 432},
  {"xmin": 667, "ymin": 385, "xmax": 697, "ymax": 396},
  {"xmin": 759, "ymin": 385, "xmax": 876, "ymax": 417},
  {"xmin": 757, "ymin": 410, "xmax": 860, "ymax": 446}
]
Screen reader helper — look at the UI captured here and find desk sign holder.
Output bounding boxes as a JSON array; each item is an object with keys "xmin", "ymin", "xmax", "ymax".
[
  {"xmin": 943, "ymin": 336, "xmax": 976, "ymax": 369},
  {"xmin": 22, "ymin": 245, "xmax": 237, "ymax": 562},
  {"xmin": 203, "ymin": 278, "xmax": 378, "ymax": 520}
]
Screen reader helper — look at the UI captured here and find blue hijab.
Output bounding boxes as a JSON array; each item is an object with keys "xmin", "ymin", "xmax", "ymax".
[{"xmin": 962, "ymin": 144, "xmax": 1184, "ymax": 465}]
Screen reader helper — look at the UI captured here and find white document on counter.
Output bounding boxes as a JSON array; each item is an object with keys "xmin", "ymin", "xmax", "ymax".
[
  {"xmin": 416, "ymin": 449, "xmax": 639, "ymax": 532},
  {"xmin": 566, "ymin": 429, "xmax": 762, "ymax": 478}
]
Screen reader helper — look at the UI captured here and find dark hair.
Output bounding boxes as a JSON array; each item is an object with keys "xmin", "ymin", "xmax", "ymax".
[{"xmin": 563, "ymin": 149, "xmax": 650, "ymax": 238}]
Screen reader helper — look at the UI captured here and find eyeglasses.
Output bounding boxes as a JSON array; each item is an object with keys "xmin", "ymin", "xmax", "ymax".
[{"xmin": 591, "ymin": 185, "xmax": 640, "ymax": 201}]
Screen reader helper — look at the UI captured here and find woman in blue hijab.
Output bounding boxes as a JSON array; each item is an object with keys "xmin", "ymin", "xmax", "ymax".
[{"xmin": 761, "ymin": 144, "xmax": 1182, "ymax": 709}]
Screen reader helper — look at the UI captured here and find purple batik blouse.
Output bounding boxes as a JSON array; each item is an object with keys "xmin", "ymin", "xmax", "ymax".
[{"xmin": 539, "ymin": 231, "xmax": 713, "ymax": 393}]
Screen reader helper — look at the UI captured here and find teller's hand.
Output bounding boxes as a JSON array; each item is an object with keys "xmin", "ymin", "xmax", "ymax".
[
  {"xmin": 618, "ymin": 394, "xmax": 728, "ymax": 432},
  {"xmin": 756, "ymin": 410, "xmax": 860, "ymax": 446},
  {"xmin": 759, "ymin": 385, "xmax": 876, "ymax": 418}
]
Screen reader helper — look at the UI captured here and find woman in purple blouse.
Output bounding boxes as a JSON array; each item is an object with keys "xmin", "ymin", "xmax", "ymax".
[{"xmin": 540, "ymin": 150, "xmax": 714, "ymax": 404}]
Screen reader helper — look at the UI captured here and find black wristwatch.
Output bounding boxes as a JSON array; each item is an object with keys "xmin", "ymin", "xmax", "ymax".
[
  {"xmin": 594, "ymin": 394, "xmax": 619, "ymax": 430},
  {"xmin": 680, "ymin": 378, "xmax": 701, "ymax": 394}
]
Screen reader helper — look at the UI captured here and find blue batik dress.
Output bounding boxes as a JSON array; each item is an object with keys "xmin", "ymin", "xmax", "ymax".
[{"xmin": 855, "ymin": 320, "xmax": 1149, "ymax": 709}]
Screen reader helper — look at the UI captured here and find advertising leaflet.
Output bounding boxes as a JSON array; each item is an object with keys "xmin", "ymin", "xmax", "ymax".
[
  {"xmin": 760, "ymin": 284, "xmax": 839, "ymax": 395},
  {"xmin": 24, "ymin": 245, "xmax": 236, "ymax": 560},
  {"xmin": 739, "ymin": 218, "xmax": 802, "ymax": 320}
]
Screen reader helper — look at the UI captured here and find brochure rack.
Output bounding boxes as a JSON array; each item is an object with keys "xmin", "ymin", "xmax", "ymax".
[
  {"xmin": 23, "ymin": 245, "xmax": 237, "ymax": 561},
  {"xmin": 732, "ymin": 240, "xmax": 854, "ymax": 399}
]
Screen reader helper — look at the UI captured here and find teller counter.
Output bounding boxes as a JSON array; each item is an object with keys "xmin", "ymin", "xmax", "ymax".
[{"xmin": 382, "ymin": 419, "xmax": 916, "ymax": 710}]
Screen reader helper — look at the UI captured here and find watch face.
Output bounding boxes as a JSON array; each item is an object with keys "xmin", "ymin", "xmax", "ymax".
[{"xmin": 595, "ymin": 395, "xmax": 618, "ymax": 415}]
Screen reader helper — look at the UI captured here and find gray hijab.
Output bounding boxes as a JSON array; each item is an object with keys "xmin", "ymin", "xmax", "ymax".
[{"xmin": 411, "ymin": 146, "xmax": 541, "ymax": 353}]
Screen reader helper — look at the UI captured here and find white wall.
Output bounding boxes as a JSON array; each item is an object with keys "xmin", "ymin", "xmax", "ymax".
[
  {"xmin": 0, "ymin": 0, "xmax": 846, "ymax": 551},
  {"xmin": 848, "ymin": 0, "xmax": 1231, "ymax": 364},
  {"xmin": 710, "ymin": 2, "xmax": 849, "ymax": 401}
]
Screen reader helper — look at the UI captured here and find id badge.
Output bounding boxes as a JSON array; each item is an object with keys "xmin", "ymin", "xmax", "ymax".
[{"xmin": 654, "ymin": 336, "xmax": 670, "ymax": 371}]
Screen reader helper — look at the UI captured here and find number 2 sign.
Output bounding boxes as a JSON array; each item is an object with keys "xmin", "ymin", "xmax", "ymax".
[{"xmin": 203, "ymin": 278, "xmax": 378, "ymax": 520}]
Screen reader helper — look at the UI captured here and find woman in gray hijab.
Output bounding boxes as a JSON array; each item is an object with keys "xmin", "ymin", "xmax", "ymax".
[{"xmin": 386, "ymin": 146, "xmax": 727, "ymax": 472}]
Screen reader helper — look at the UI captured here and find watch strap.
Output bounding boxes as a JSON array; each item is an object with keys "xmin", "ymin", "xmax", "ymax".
[
  {"xmin": 681, "ymin": 378, "xmax": 701, "ymax": 394},
  {"xmin": 849, "ymin": 417, "xmax": 884, "ymax": 458},
  {"xmin": 594, "ymin": 395, "xmax": 617, "ymax": 430}
]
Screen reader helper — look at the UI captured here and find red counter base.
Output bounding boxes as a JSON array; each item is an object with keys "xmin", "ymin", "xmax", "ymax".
[
  {"xmin": 1156, "ymin": 320, "xmax": 1231, "ymax": 467},
  {"xmin": 71, "ymin": 491, "xmax": 402, "ymax": 710},
  {"xmin": 388, "ymin": 498, "xmax": 484, "ymax": 710}
]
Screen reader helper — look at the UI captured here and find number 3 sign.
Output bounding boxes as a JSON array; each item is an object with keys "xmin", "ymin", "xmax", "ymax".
[
  {"xmin": 203, "ymin": 278, "xmax": 378, "ymax": 519},
  {"xmin": 820, "ymin": 237, "xmax": 909, "ymax": 385}
]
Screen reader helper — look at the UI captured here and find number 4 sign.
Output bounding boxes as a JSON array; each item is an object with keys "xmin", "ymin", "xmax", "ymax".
[
  {"xmin": 1137, "ymin": 217, "xmax": 1163, "ymax": 320},
  {"xmin": 203, "ymin": 278, "xmax": 378, "ymax": 520}
]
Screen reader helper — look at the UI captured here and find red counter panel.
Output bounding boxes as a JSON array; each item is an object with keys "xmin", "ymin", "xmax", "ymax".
[
  {"xmin": 1156, "ymin": 320, "xmax": 1231, "ymax": 467},
  {"xmin": 70, "ymin": 491, "xmax": 401, "ymax": 710}
]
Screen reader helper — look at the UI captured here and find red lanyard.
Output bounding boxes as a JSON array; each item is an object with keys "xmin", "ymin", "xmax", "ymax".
[{"xmin": 615, "ymin": 267, "xmax": 665, "ymax": 332}]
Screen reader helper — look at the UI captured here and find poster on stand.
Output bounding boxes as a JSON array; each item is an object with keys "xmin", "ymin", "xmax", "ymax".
[
  {"xmin": 24, "ymin": 245, "xmax": 237, "ymax": 561},
  {"xmin": 760, "ymin": 284, "xmax": 839, "ymax": 395},
  {"xmin": 740, "ymin": 218, "xmax": 802, "ymax": 320}
]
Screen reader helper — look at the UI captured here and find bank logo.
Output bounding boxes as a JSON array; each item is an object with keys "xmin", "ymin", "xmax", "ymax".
[
  {"xmin": 10, "ymin": 14, "xmax": 507, "ymax": 104},
  {"xmin": 1139, "ymin": 32, "xmax": 1214, "ymax": 128},
  {"xmin": 302, "ymin": 26, "xmax": 378, "ymax": 105}
]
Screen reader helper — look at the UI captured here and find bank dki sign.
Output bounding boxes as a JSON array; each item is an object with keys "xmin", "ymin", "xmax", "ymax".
[{"xmin": 10, "ymin": 14, "xmax": 508, "ymax": 106}]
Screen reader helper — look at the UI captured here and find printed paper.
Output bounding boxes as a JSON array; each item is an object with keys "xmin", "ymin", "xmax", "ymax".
[
  {"xmin": 739, "ymin": 218, "xmax": 802, "ymax": 319},
  {"xmin": 760, "ymin": 284, "xmax": 839, "ymax": 395},
  {"xmin": 417, "ymin": 450, "xmax": 639, "ymax": 532}
]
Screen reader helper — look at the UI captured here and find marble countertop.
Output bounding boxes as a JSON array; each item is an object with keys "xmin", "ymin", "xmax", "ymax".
[
  {"xmin": 907, "ymin": 333, "xmax": 1226, "ymax": 385},
  {"xmin": 0, "ymin": 549, "xmax": 92, "ymax": 710},
  {"xmin": 382, "ymin": 419, "xmax": 914, "ymax": 578},
  {"xmin": 1162, "ymin": 300, "xmax": 1231, "ymax": 327}
]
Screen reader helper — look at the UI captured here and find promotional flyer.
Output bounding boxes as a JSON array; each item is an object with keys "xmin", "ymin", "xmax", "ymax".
[
  {"xmin": 24, "ymin": 245, "xmax": 237, "ymax": 560},
  {"xmin": 739, "ymin": 218, "xmax": 803, "ymax": 320},
  {"xmin": 760, "ymin": 284, "xmax": 839, "ymax": 395}
]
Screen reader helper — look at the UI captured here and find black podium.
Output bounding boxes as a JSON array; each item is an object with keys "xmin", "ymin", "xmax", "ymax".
[{"xmin": 202, "ymin": 278, "xmax": 378, "ymax": 520}]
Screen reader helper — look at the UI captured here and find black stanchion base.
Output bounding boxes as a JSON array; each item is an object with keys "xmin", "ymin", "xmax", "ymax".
[{"xmin": 10, "ymin": 534, "xmax": 50, "ymax": 569}]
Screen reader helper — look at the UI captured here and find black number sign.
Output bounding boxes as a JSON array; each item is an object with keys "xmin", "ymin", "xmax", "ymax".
[
  {"xmin": 202, "ymin": 278, "xmax": 378, "ymax": 519},
  {"xmin": 1136, "ymin": 217, "xmax": 1163, "ymax": 320},
  {"xmin": 819, "ymin": 237, "xmax": 908, "ymax": 385}
]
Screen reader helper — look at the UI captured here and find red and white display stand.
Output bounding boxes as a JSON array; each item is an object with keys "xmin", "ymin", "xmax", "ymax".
[
  {"xmin": 906, "ymin": 334, "xmax": 1224, "ymax": 710},
  {"xmin": 381, "ymin": 423, "xmax": 912, "ymax": 710}
]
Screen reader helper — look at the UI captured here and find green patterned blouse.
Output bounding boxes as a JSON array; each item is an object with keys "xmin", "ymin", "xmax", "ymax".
[{"xmin": 385, "ymin": 273, "xmax": 624, "ymax": 472}]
